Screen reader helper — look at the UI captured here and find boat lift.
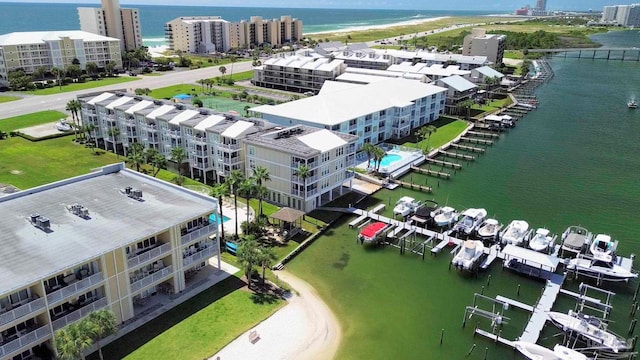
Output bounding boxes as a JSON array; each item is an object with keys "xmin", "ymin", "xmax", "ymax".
[
  {"xmin": 463, "ymin": 293, "xmax": 511, "ymax": 330},
  {"xmin": 561, "ymin": 283, "xmax": 615, "ymax": 319}
]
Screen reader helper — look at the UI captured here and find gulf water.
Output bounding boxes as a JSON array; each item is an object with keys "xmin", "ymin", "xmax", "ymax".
[
  {"xmin": 0, "ymin": 3, "xmax": 496, "ymax": 46},
  {"xmin": 288, "ymin": 30, "xmax": 640, "ymax": 359}
]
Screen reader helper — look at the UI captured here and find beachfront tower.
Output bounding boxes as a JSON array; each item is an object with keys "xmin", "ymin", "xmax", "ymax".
[
  {"xmin": 78, "ymin": 0, "xmax": 142, "ymax": 52},
  {"xmin": 462, "ymin": 28, "xmax": 506, "ymax": 65}
]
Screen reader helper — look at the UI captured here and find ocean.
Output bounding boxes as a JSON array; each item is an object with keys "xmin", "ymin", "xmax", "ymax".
[{"xmin": 0, "ymin": 3, "xmax": 497, "ymax": 46}]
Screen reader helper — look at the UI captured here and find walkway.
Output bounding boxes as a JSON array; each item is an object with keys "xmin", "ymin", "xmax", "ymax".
[{"xmin": 518, "ymin": 273, "xmax": 565, "ymax": 343}]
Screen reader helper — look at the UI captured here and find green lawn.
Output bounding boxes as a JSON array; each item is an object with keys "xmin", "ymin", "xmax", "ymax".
[
  {"xmin": 91, "ymin": 276, "xmax": 284, "ymax": 360},
  {"xmin": 400, "ymin": 117, "xmax": 469, "ymax": 152},
  {"xmin": 0, "ymin": 110, "xmax": 67, "ymax": 130},
  {"xmin": 26, "ymin": 77, "xmax": 139, "ymax": 95},
  {"xmin": 0, "ymin": 95, "xmax": 20, "ymax": 103},
  {"xmin": 148, "ymin": 84, "xmax": 200, "ymax": 100}
]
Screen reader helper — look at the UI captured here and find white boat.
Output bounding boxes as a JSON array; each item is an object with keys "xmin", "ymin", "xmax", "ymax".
[
  {"xmin": 452, "ymin": 240, "xmax": 485, "ymax": 271},
  {"xmin": 513, "ymin": 341, "xmax": 587, "ymax": 360},
  {"xmin": 393, "ymin": 196, "xmax": 421, "ymax": 218},
  {"xmin": 431, "ymin": 206, "xmax": 458, "ymax": 227},
  {"xmin": 452, "ymin": 208, "xmax": 487, "ymax": 236},
  {"xmin": 55, "ymin": 119, "xmax": 72, "ymax": 132},
  {"xmin": 566, "ymin": 257, "xmax": 637, "ymax": 282},
  {"xmin": 628, "ymin": 97, "xmax": 638, "ymax": 109},
  {"xmin": 547, "ymin": 311, "xmax": 630, "ymax": 353},
  {"xmin": 589, "ymin": 234, "xmax": 616, "ymax": 262},
  {"xmin": 561, "ymin": 226, "xmax": 592, "ymax": 254},
  {"xmin": 476, "ymin": 218, "xmax": 501, "ymax": 241},
  {"xmin": 500, "ymin": 220, "xmax": 530, "ymax": 246},
  {"xmin": 528, "ymin": 228, "xmax": 554, "ymax": 252}
]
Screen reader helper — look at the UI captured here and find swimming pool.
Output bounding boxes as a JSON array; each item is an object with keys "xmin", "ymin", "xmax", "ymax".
[
  {"xmin": 209, "ymin": 213, "xmax": 231, "ymax": 224},
  {"xmin": 378, "ymin": 154, "xmax": 402, "ymax": 167}
]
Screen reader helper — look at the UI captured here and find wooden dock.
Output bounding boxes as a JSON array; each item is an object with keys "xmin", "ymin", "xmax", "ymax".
[
  {"xmin": 439, "ymin": 150, "xmax": 475, "ymax": 161},
  {"xmin": 460, "ymin": 137, "xmax": 494, "ymax": 145},
  {"xmin": 390, "ymin": 179, "xmax": 433, "ymax": 193},
  {"xmin": 410, "ymin": 166, "xmax": 451, "ymax": 179},
  {"xmin": 451, "ymin": 143, "xmax": 485, "ymax": 153},
  {"xmin": 424, "ymin": 157, "xmax": 462, "ymax": 169},
  {"xmin": 467, "ymin": 131, "xmax": 500, "ymax": 138}
]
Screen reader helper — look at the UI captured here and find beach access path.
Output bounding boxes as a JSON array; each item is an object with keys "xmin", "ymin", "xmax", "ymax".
[{"xmin": 210, "ymin": 271, "xmax": 341, "ymax": 360}]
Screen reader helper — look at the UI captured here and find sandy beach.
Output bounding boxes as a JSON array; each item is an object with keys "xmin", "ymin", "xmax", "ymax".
[
  {"xmin": 211, "ymin": 271, "xmax": 341, "ymax": 360},
  {"xmin": 304, "ymin": 16, "xmax": 451, "ymax": 36}
]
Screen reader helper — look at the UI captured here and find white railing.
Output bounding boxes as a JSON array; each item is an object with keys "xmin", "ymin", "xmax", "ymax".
[
  {"xmin": 182, "ymin": 223, "xmax": 217, "ymax": 245},
  {"xmin": 218, "ymin": 142, "xmax": 240, "ymax": 150},
  {"xmin": 46, "ymin": 272, "xmax": 104, "ymax": 304},
  {"xmin": 183, "ymin": 246, "xmax": 217, "ymax": 267},
  {"xmin": 0, "ymin": 298, "xmax": 45, "ymax": 326},
  {"xmin": 51, "ymin": 297, "xmax": 108, "ymax": 331},
  {"xmin": 0, "ymin": 325, "xmax": 51, "ymax": 357},
  {"xmin": 128, "ymin": 243, "xmax": 172, "ymax": 269},
  {"xmin": 130, "ymin": 266, "xmax": 173, "ymax": 293}
]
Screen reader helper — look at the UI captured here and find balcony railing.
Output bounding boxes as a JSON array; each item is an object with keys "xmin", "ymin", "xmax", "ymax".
[
  {"xmin": 46, "ymin": 272, "xmax": 104, "ymax": 304},
  {"xmin": 128, "ymin": 243, "xmax": 172, "ymax": 269},
  {"xmin": 181, "ymin": 223, "xmax": 217, "ymax": 245},
  {"xmin": 51, "ymin": 297, "xmax": 108, "ymax": 331},
  {"xmin": 0, "ymin": 325, "xmax": 50, "ymax": 357},
  {"xmin": 218, "ymin": 142, "xmax": 240, "ymax": 150},
  {"xmin": 191, "ymin": 136, "xmax": 207, "ymax": 145},
  {"xmin": 183, "ymin": 245, "xmax": 217, "ymax": 267},
  {"xmin": 0, "ymin": 297, "xmax": 45, "ymax": 327},
  {"xmin": 130, "ymin": 266, "xmax": 173, "ymax": 293}
]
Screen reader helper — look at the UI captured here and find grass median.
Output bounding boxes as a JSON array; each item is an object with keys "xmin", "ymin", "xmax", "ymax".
[{"xmin": 25, "ymin": 76, "xmax": 139, "ymax": 95}]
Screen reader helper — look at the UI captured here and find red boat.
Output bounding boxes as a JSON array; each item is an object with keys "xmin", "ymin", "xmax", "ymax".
[{"xmin": 358, "ymin": 222, "xmax": 388, "ymax": 244}]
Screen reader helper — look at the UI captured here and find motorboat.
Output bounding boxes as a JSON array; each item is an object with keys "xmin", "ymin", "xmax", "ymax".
[
  {"xmin": 358, "ymin": 222, "xmax": 389, "ymax": 245},
  {"xmin": 393, "ymin": 196, "xmax": 421, "ymax": 218},
  {"xmin": 589, "ymin": 234, "xmax": 617, "ymax": 262},
  {"xmin": 452, "ymin": 208, "xmax": 487, "ymax": 236},
  {"xmin": 476, "ymin": 218, "xmax": 501, "ymax": 242},
  {"xmin": 547, "ymin": 311, "xmax": 630, "ymax": 353},
  {"xmin": 513, "ymin": 341, "xmax": 587, "ymax": 360},
  {"xmin": 55, "ymin": 119, "xmax": 73, "ymax": 132},
  {"xmin": 452, "ymin": 240, "xmax": 484, "ymax": 271},
  {"xmin": 528, "ymin": 228, "xmax": 554, "ymax": 252},
  {"xmin": 561, "ymin": 226, "xmax": 592, "ymax": 254},
  {"xmin": 431, "ymin": 206, "xmax": 458, "ymax": 227},
  {"xmin": 410, "ymin": 200, "xmax": 438, "ymax": 226},
  {"xmin": 566, "ymin": 257, "xmax": 637, "ymax": 282},
  {"xmin": 628, "ymin": 97, "xmax": 638, "ymax": 109},
  {"xmin": 500, "ymin": 220, "xmax": 530, "ymax": 246}
]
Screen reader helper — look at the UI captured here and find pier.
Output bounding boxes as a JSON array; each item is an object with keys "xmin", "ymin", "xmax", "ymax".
[
  {"xmin": 389, "ymin": 178, "xmax": 433, "ymax": 193},
  {"xmin": 450, "ymin": 143, "xmax": 485, "ymax": 153},
  {"xmin": 424, "ymin": 157, "xmax": 462, "ymax": 169},
  {"xmin": 519, "ymin": 274, "xmax": 565, "ymax": 343},
  {"xmin": 460, "ymin": 137, "xmax": 494, "ymax": 146},
  {"xmin": 439, "ymin": 150, "xmax": 475, "ymax": 161},
  {"xmin": 410, "ymin": 165, "xmax": 451, "ymax": 179},
  {"xmin": 529, "ymin": 47, "xmax": 640, "ymax": 61},
  {"xmin": 467, "ymin": 131, "xmax": 500, "ymax": 139}
]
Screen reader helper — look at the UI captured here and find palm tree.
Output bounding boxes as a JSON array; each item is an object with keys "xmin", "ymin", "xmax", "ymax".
[
  {"xmin": 33, "ymin": 66, "xmax": 47, "ymax": 81},
  {"xmin": 210, "ymin": 183, "xmax": 230, "ymax": 242},
  {"xmin": 108, "ymin": 127, "xmax": 120, "ymax": 155},
  {"xmin": 258, "ymin": 245, "xmax": 277, "ymax": 285},
  {"xmin": 459, "ymin": 98, "xmax": 474, "ymax": 120},
  {"xmin": 50, "ymin": 67, "xmax": 63, "ymax": 89},
  {"xmin": 361, "ymin": 143, "xmax": 375, "ymax": 170},
  {"xmin": 236, "ymin": 235, "xmax": 259, "ymax": 288},
  {"xmin": 416, "ymin": 125, "xmax": 437, "ymax": 154},
  {"xmin": 85, "ymin": 62, "xmax": 98, "ymax": 77},
  {"xmin": 55, "ymin": 322, "xmax": 93, "ymax": 360},
  {"xmin": 66, "ymin": 99, "xmax": 82, "ymax": 142},
  {"xmin": 253, "ymin": 166, "xmax": 271, "ymax": 217},
  {"xmin": 294, "ymin": 164, "xmax": 310, "ymax": 211},
  {"xmin": 372, "ymin": 146, "xmax": 386, "ymax": 174},
  {"xmin": 145, "ymin": 147, "xmax": 166, "ymax": 176},
  {"xmin": 219, "ymin": 65, "xmax": 227, "ymax": 78},
  {"xmin": 239, "ymin": 177, "xmax": 257, "ymax": 228},
  {"xmin": 229, "ymin": 55, "xmax": 237, "ymax": 79},
  {"xmin": 254, "ymin": 186, "xmax": 269, "ymax": 219},
  {"xmin": 127, "ymin": 142, "xmax": 146, "ymax": 172},
  {"xmin": 105, "ymin": 61, "xmax": 117, "ymax": 77},
  {"xmin": 226, "ymin": 170, "xmax": 245, "ymax": 236},
  {"xmin": 85, "ymin": 310, "xmax": 118, "ymax": 360},
  {"xmin": 170, "ymin": 147, "xmax": 187, "ymax": 186}
]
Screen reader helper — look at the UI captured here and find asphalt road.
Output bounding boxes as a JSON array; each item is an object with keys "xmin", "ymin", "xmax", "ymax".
[{"xmin": 0, "ymin": 61, "xmax": 253, "ymax": 120}]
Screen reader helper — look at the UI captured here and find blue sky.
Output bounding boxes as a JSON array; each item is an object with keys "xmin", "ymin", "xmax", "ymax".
[{"xmin": 4, "ymin": 0, "xmax": 636, "ymax": 11}]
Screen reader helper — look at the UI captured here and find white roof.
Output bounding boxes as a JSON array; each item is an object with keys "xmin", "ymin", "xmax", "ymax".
[
  {"xmin": 87, "ymin": 92, "xmax": 115, "ymax": 105},
  {"xmin": 0, "ymin": 30, "xmax": 119, "ymax": 46},
  {"xmin": 125, "ymin": 100, "xmax": 153, "ymax": 114},
  {"xmin": 473, "ymin": 66, "xmax": 504, "ymax": 78},
  {"xmin": 105, "ymin": 96, "xmax": 133, "ymax": 110},
  {"xmin": 502, "ymin": 244, "xmax": 561, "ymax": 271},
  {"xmin": 194, "ymin": 114, "xmax": 225, "ymax": 131},
  {"xmin": 377, "ymin": 49, "xmax": 489, "ymax": 65},
  {"xmin": 485, "ymin": 115, "xmax": 504, "ymax": 122},
  {"xmin": 169, "ymin": 109, "xmax": 199, "ymax": 125},
  {"xmin": 147, "ymin": 105, "xmax": 175, "ymax": 120},
  {"xmin": 336, "ymin": 73, "xmax": 397, "ymax": 85},
  {"xmin": 438, "ymin": 75, "xmax": 477, "ymax": 92},
  {"xmin": 252, "ymin": 78, "xmax": 447, "ymax": 126},
  {"xmin": 221, "ymin": 120, "xmax": 253, "ymax": 139},
  {"xmin": 297, "ymin": 129, "xmax": 347, "ymax": 152},
  {"xmin": 318, "ymin": 80, "xmax": 361, "ymax": 94}
]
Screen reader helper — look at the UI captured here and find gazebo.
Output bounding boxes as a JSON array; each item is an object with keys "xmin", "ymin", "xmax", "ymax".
[{"xmin": 270, "ymin": 207, "xmax": 305, "ymax": 239}]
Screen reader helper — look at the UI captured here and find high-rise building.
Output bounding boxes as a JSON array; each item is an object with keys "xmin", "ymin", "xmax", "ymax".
[
  {"xmin": 78, "ymin": 0, "xmax": 142, "ymax": 52},
  {"xmin": 616, "ymin": 4, "xmax": 640, "ymax": 27},
  {"xmin": 602, "ymin": 5, "xmax": 619, "ymax": 21},
  {"xmin": 536, "ymin": 0, "xmax": 547, "ymax": 11},
  {"xmin": 462, "ymin": 28, "xmax": 506, "ymax": 65}
]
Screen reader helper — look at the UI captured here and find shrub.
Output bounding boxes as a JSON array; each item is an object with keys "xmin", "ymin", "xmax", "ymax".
[
  {"xmin": 26, "ymin": 83, "xmax": 37, "ymax": 90},
  {"xmin": 142, "ymin": 67, "xmax": 152, "ymax": 74},
  {"xmin": 63, "ymin": 77, "xmax": 72, "ymax": 85}
]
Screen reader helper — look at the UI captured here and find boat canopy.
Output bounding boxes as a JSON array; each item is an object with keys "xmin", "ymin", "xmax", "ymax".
[
  {"xmin": 502, "ymin": 244, "xmax": 561, "ymax": 271},
  {"xmin": 360, "ymin": 222, "xmax": 387, "ymax": 238},
  {"xmin": 396, "ymin": 196, "xmax": 415, "ymax": 204}
]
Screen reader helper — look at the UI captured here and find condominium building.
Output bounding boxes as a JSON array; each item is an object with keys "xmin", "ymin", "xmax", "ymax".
[
  {"xmin": 78, "ymin": 0, "xmax": 142, "ymax": 52},
  {"xmin": 470, "ymin": 66, "xmax": 505, "ymax": 85},
  {"xmin": 335, "ymin": 67, "xmax": 428, "ymax": 85},
  {"xmin": 387, "ymin": 62, "xmax": 471, "ymax": 81},
  {"xmin": 0, "ymin": 31, "xmax": 122, "ymax": 86},
  {"xmin": 245, "ymin": 125, "xmax": 357, "ymax": 211},
  {"xmin": 245, "ymin": 15, "xmax": 303, "ymax": 46},
  {"xmin": 0, "ymin": 163, "xmax": 220, "ymax": 359},
  {"xmin": 331, "ymin": 48, "xmax": 393, "ymax": 70},
  {"xmin": 353, "ymin": 49, "xmax": 490, "ymax": 70},
  {"xmin": 252, "ymin": 55, "xmax": 347, "ymax": 93},
  {"xmin": 250, "ymin": 78, "xmax": 447, "ymax": 149},
  {"xmin": 165, "ymin": 17, "xmax": 231, "ymax": 53},
  {"xmin": 602, "ymin": 6, "xmax": 619, "ymax": 22},
  {"xmin": 436, "ymin": 75, "xmax": 478, "ymax": 114},
  {"xmin": 462, "ymin": 28, "xmax": 507, "ymax": 65},
  {"xmin": 615, "ymin": 4, "xmax": 640, "ymax": 27}
]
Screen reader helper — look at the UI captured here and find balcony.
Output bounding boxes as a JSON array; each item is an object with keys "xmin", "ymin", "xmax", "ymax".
[
  {"xmin": 128, "ymin": 243, "xmax": 172, "ymax": 269},
  {"xmin": 0, "ymin": 297, "xmax": 45, "ymax": 327},
  {"xmin": 183, "ymin": 243, "xmax": 217, "ymax": 267},
  {"xmin": 46, "ymin": 272, "xmax": 104, "ymax": 304},
  {"xmin": 348, "ymin": 123, "xmax": 357, "ymax": 130},
  {"xmin": 0, "ymin": 325, "xmax": 51, "ymax": 358},
  {"xmin": 191, "ymin": 136, "xmax": 207, "ymax": 145},
  {"xmin": 218, "ymin": 142, "xmax": 240, "ymax": 151},
  {"xmin": 51, "ymin": 297, "xmax": 108, "ymax": 331},
  {"xmin": 181, "ymin": 223, "xmax": 217, "ymax": 245},
  {"xmin": 130, "ymin": 265, "xmax": 173, "ymax": 293},
  {"xmin": 167, "ymin": 130, "xmax": 181, "ymax": 138}
]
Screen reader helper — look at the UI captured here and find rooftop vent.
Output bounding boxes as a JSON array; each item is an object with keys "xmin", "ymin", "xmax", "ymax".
[
  {"xmin": 67, "ymin": 203, "xmax": 90, "ymax": 219},
  {"xmin": 121, "ymin": 186, "xmax": 144, "ymax": 201},
  {"xmin": 28, "ymin": 213, "xmax": 52, "ymax": 232},
  {"xmin": 153, "ymin": 100, "xmax": 162, "ymax": 105},
  {"xmin": 199, "ymin": 109, "xmax": 209, "ymax": 115}
]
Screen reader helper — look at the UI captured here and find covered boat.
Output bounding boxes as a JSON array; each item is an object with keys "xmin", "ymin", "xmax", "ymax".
[
  {"xmin": 547, "ymin": 311, "xmax": 630, "ymax": 353},
  {"xmin": 561, "ymin": 226, "xmax": 592, "ymax": 255},
  {"xmin": 500, "ymin": 220, "xmax": 530, "ymax": 246},
  {"xmin": 358, "ymin": 222, "xmax": 388, "ymax": 245},
  {"xmin": 410, "ymin": 200, "xmax": 438, "ymax": 226},
  {"xmin": 513, "ymin": 341, "xmax": 587, "ymax": 360},
  {"xmin": 452, "ymin": 240, "xmax": 484, "ymax": 271}
]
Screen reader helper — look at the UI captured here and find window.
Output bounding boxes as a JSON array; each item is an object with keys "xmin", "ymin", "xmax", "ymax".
[
  {"xmin": 9, "ymin": 289, "xmax": 29, "ymax": 305},
  {"xmin": 248, "ymin": 145, "xmax": 255, "ymax": 156}
]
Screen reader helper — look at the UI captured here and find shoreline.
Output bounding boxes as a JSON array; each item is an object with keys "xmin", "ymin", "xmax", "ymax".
[{"xmin": 303, "ymin": 16, "xmax": 451, "ymax": 36}]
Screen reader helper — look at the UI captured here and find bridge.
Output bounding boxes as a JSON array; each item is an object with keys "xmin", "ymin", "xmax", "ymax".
[{"xmin": 529, "ymin": 47, "xmax": 640, "ymax": 61}]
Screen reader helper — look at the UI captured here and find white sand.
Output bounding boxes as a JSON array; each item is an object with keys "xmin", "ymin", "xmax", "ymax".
[
  {"xmin": 148, "ymin": 45, "xmax": 171, "ymax": 58},
  {"xmin": 211, "ymin": 271, "xmax": 341, "ymax": 360},
  {"xmin": 306, "ymin": 16, "xmax": 451, "ymax": 35}
]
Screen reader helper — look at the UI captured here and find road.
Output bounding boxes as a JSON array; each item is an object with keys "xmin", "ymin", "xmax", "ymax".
[{"xmin": 0, "ymin": 62, "xmax": 253, "ymax": 120}]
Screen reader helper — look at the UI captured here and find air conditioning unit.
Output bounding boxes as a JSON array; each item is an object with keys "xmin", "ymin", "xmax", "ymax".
[{"xmin": 133, "ymin": 189, "xmax": 143, "ymax": 199}]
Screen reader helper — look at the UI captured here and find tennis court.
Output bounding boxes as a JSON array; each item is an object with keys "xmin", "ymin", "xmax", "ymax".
[{"xmin": 201, "ymin": 97, "xmax": 255, "ymax": 114}]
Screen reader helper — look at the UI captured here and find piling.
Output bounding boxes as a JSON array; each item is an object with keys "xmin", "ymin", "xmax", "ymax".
[
  {"xmin": 484, "ymin": 347, "xmax": 488, "ymax": 360},
  {"xmin": 631, "ymin": 302, "xmax": 638, "ymax": 317},
  {"xmin": 630, "ymin": 319, "xmax": 638, "ymax": 336},
  {"xmin": 487, "ymin": 275, "xmax": 491, "ymax": 287},
  {"xmin": 481, "ymin": 286, "xmax": 485, "ymax": 295},
  {"xmin": 517, "ymin": 284, "xmax": 521, "ymax": 297},
  {"xmin": 440, "ymin": 328, "xmax": 444, "ymax": 345},
  {"xmin": 634, "ymin": 281, "xmax": 640, "ymax": 302},
  {"xmin": 466, "ymin": 344, "xmax": 476, "ymax": 357}
]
